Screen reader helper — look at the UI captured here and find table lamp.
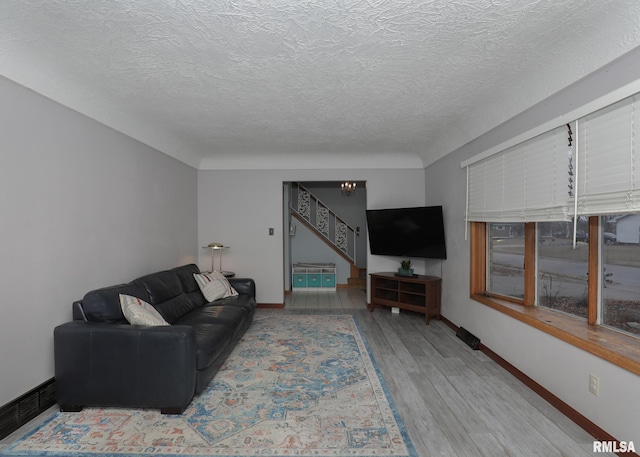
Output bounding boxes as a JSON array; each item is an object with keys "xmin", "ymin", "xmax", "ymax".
[{"xmin": 204, "ymin": 243, "xmax": 228, "ymax": 273}]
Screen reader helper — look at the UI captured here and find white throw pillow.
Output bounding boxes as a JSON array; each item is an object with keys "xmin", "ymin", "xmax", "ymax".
[
  {"xmin": 119, "ymin": 294, "xmax": 169, "ymax": 326},
  {"xmin": 194, "ymin": 271, "xmax": 239, "ymax": 302}
]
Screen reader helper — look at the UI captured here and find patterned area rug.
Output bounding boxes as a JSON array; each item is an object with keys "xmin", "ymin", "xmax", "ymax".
[{"xmin": 3, "ymin": 314, "xmax": 416, "ymax": 457}]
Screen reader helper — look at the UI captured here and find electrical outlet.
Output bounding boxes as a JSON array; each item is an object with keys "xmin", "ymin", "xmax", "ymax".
[
  {"xmin": 589, "ymin": 374, "xmax": 599, "ymax": 396},
  {"xmin": 269, "ymin": 228, "xmax": 274, "ymax": 235}
]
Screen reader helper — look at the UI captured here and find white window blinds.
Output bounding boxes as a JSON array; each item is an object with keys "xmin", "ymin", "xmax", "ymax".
[
  {"xmin": 576, "ymin": 95, "xmax": 640, "ymax": 215},
  {"xmin": 467, "ymin": 126, "xmax": 572, "ymax": 222}
]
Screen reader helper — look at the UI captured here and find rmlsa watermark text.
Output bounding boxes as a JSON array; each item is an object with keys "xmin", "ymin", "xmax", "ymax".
[{"xmin": 593, "ymin": 441, "xmax": 635, "ymax": 453}]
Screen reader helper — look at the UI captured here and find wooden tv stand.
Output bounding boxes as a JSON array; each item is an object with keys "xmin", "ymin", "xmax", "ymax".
[{"xmin": 369, "ymin": 272, "xmax": 441, "ymax": 325}]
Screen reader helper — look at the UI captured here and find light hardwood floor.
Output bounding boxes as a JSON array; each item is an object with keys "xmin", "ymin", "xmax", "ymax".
[
  {"xmin": 1, "ymin": 289, "xmax": 611, "ymax": 456},
  {"xmin": 280, "ymin": 288, "xmax": 611, "ymax": 456}
]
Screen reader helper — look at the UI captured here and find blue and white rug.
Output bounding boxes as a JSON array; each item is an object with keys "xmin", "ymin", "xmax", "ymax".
[{"xmin": 3, "ymin": 314, "xmax": 417, "ymax": 456}]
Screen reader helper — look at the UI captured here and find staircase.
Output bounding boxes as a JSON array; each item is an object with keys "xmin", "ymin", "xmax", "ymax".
[
  {"xmin": 290, "ymin": 182, "xmax": 364, "ymax": 287},
  {"xmin": 348, "ymin": 264, "xmax": 367, "ymax": 289}
]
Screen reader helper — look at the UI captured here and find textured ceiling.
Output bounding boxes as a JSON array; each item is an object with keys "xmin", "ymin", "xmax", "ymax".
[{"xmin": 1, "ymin": 1, "xmax": 640, "ymax": 170}]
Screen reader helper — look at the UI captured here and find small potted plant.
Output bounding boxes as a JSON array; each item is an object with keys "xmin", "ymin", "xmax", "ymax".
[{"xmin": 398, "ymin": 259, "xmax": 414, "ymax": 277}]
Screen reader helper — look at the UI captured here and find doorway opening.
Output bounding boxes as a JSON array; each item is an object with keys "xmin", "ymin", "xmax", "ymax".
[{"xmin": 283, "ymin": 181, "xmax": 367, "ymax": 296}]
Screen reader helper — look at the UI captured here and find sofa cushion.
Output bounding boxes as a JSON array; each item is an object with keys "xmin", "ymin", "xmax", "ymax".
[
  {"xmin": 119, "ymin": 294, "xmax": 169, "ymax": 326},
  {"xmin": 191, "ymin": 323, "xmax": 234, "ymax": 370},
  {"xmin": 174, "ymin": 305, "xmax": 247, "ymax": 369},
  {"xmin": 204, "ymin": 294, "xmax": 256, "ymax": 316},
  {"xmin": 171, "ymin": 264, "xmax": 207, "ymax": 307},
  {"xmin": 194, "ymin": 272, "xmax": 238, "ymax": 302},
  {"xmin": 227, "ymin": 278, "xmax": 255, "ymax": 298},
  {"xmin": 134, "ymin": 270, "xmax": 199, "ymax": 323},
  {"xmin": 134, "ymin": 270, "xmax": 183, "ymax": 304},
  {"xmin": 171, "ymin": 264, "xmax": 202, "ymax": 294},
  {"xmin": 82, "ymin": 283, "xmax": 149, "ymax": 323},
  {"xmin": 155, "ymin": 293, "xmax": 198, "ymax": 324},
  {"xmin": 174, "ymin": 305, "xmax": 247, "ymax": 330}
]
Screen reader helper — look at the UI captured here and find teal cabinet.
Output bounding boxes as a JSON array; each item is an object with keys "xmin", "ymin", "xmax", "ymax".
[
  {"xmin": 322, "ymin": 273, "xmax": 336, "ymax": 288},
  {"xmin": 307, "ymin": 273, "xmax": 321, "ymax": 287},
  {"xmin": 293, "ymin": 273, "xmax": 307, "ymax": 288},
  {"xmin": 292, "ymin": 263, "xmax": 336, "ymax": 290}
]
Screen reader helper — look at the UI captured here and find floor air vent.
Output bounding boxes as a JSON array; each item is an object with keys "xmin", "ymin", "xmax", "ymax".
[
  {"xmin": 0, "ymin": 378, "xmax": 56, "ymax": 440},
  {"xmin": 456, "ymin": 327, "xmax": 481, "ymax": 350}
]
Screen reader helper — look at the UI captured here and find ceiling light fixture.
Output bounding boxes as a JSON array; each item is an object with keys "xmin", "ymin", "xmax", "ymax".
[{"xmin": 341, "ymin": 182, "xmax": 356, "ymax": 196}]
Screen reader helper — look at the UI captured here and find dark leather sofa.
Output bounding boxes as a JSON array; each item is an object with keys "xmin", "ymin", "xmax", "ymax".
[{"xmin": 53, "ymin": 263, "xmax": 256, "ymax": 414}]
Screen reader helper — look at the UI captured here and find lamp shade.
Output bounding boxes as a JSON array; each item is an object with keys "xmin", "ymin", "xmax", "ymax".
[{"xmin": 203, "ymin": 243, "xmax": 229, "ymax": 273}]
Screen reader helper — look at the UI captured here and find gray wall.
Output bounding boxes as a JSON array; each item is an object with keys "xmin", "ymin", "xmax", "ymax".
[
  {"xmin": 424, "ymin": 47, "xmax": 640, "ymax": 444},
  {"xmin": 0, "ymin": 76, "xmax": 198, "ymax": 406},
  {"xmin": 198, "ymin": 169, "xmax": 425, "ymax": 304},
  {"xmin": 290, "ymin": 223, "xmax": 350, "ymax": 285}
]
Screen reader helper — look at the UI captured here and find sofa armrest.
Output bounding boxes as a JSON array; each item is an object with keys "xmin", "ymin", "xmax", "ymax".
[
  {"xmin": 228, "ymin": 278, "xmax": 255, "ymax": 298},
  {"xmin": 54, "ymin": 321, "xmax": 197, "ymax": 412}
]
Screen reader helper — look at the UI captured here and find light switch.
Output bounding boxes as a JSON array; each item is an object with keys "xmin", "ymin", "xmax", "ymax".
[{"xmin": 269, "ymin": 228, "xmax": 274, "ymax": 235}]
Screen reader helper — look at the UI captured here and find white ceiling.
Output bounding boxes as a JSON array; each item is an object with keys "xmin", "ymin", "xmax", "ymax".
[{"xmin": 1, "ymin": 1, "xmax": 640, "ymax": 170}]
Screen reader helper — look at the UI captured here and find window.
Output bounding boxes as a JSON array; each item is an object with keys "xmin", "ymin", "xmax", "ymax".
[
  {"xmin": 601, "ymin": 214, "xmax": 640, "ymax": 336},
  {"xmin": 537, "ymin": 220, "xmax": 589, "ymax": 319},
  {"xmin": 471, "ymin": 217, "xmax": 640, "ymax": 376},
  {"xmin": 465, "ymin": 89, "xmax": 640, "ymax": 375},
  {"xmin": 488, "ymin": 223, "xmax": 525, "ymax": 299}
]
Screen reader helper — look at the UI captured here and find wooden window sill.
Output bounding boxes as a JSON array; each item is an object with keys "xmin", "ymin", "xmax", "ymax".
[{"xmin": 471, "ymin": 293, "xmax": 640, "ymax": 376}]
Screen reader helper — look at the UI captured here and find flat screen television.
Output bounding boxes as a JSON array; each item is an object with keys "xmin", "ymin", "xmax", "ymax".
[{"xmin": 365, "ymin": 205, "xmax": 447, "ymax": 259}]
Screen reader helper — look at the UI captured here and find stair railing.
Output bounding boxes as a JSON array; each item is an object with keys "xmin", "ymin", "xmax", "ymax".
[{"xmin": 290, "ymin": 182, "xmax": 357, "ymax": 264}]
